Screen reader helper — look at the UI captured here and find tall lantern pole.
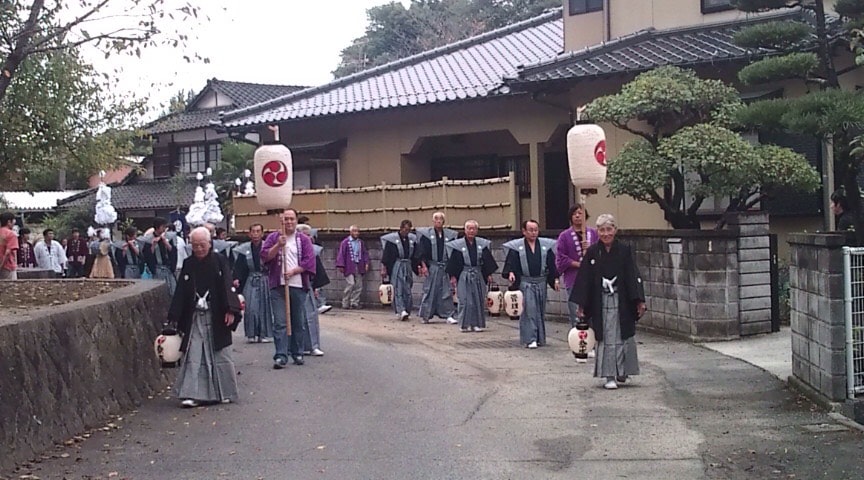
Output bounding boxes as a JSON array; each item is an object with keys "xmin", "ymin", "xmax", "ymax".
[{"xmin": 253, "ymin": 128, "xmax": 294, "ymax": 335}]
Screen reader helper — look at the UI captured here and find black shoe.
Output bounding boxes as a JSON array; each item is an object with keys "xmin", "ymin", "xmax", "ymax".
[
  {"xmin": 273, "ymin": 357, "xmax": 287, "ymax": 370},
  {"xmin": 292, "ymin": 356, "xmax": 305, "ymax": 366}
]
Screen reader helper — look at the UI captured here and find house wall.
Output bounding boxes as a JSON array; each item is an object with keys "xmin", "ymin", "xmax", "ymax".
[
  {"xmin": 564, "ymin": 0, "xmax": 753, "ymax": 53},
  {"xmin": 195, "ymin": 90, "xmax": 235, "ymax": 110}
]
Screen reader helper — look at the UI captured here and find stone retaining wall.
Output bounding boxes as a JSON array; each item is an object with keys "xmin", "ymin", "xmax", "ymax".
[{"xmin": 0, "ymin": 280, "xmax": 170, "ymax": 471}]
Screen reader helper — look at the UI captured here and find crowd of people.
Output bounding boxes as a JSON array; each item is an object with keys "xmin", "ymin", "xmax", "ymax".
[{"xmin": 0, "ymin": 204, "xmax": 647, "ymax": 406}]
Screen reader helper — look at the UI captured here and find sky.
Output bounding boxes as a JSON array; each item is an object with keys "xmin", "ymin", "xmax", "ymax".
[{"xmin": 81, "ymin": 0, "xmax": 410, "ymax": 120}]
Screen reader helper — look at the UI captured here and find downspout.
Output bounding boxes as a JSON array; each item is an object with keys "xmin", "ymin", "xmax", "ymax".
[{"xmin": 605, "ymin": 0, "xmax": 611, "ymax": 41}]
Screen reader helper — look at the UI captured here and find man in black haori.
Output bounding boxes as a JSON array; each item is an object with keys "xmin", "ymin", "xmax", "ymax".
[
  {"xmin": 502, "ymin": 220, "xmax": 559, "ymax": 349},
  {"xmin": 445, "ymin": 220, "xmax": 497, "ymax": 332},
  {"xmin": 170, "ymin": 227, "xmax": 242, "ymax": 407},
  {"xmin": 415, "ymin": 211, "xmax": 459, "ymax": 324},
  {"xmin": 573, "ymin": 214, "xmax": 647, "ymax": 390},
  {"xmin": 380, "ymin": 219, "xmax": 420, "ymax": 321},
  {"xmin": 233, "ymin": 223, "xmax": 274, "ymax": 343}
]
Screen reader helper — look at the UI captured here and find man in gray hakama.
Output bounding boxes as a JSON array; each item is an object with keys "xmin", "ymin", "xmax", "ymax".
[
  {"xmin": 502, "ymin": 220, "xmax": 559, "ymax": 349},
  {"xmin": 380, "ymin": 220, "xmax": 420, "ymax": 321},
  {"xmin": 143, "ymin": 217, "xmax": 178, "ymax": 296},
  {"xmin": 169, "ymin": 227, "xmax": 242, "ymax": 408},
  {"xmin": 445, "ymin": 220, "xmax": 498, "ymax": 332},
  {"xmin": 298, "ymin": 224, "xmax": 329, "ymax": 356},
  {"xmin": 415, "ymin": 212, "xmax": 459, "ymax": 324},
  {"xmin": 233, "ymin": 223, "xmax": 273, "ymax": 343},
  {"xmin": 573, "ymin": 214, "xmax": 646, "ymax": 390}
]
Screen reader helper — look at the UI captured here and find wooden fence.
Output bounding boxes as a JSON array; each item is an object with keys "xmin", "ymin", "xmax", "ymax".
[{"xmin": 233, "ymin": 174, "xmax": 519, "ymax": 232}]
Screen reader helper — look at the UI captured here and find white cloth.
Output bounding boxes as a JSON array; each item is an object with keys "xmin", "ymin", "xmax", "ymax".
[
  {"xmin": 280, "ymin": 234, "xmax": 302, "ymax": 288},
  {"xmin": 175, "ymin": 236, "xmax": 188, "ymax": 271},
  {"xmin": 34, "ymin": 240, "xmax": 67, "ymax": 274}
]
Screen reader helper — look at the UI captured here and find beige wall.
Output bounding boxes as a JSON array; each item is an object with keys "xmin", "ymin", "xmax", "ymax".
[
  {"xmin": 195, "ymin": 90, "xmax": 235, "ymax": 110},
  {"xmin": 275, "ymin": 97, "xmax": 570, "ymax": 188},
  {"xmin": 564, "ymin": 0, "xmax": 767, "ymax": 54}
]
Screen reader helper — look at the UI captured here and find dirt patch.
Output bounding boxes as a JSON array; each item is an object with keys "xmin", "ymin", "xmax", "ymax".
[{"xmin": 0, "ymin": 280, "xmax": 133, "ymax": 313}]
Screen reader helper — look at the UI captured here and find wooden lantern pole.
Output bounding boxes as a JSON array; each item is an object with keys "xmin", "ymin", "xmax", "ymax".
[{"xmin": 282, "ymin": 213, "xmax": 291, "ymax": 336}]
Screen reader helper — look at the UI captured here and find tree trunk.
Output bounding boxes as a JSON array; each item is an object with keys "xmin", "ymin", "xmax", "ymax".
[
  {"xmin": 664, "ymin": 208, "xmax": 701, "ymax": 229},
  {"xmin": 0, "ymin": 0, "xmax": 45, "ymax": 105}
]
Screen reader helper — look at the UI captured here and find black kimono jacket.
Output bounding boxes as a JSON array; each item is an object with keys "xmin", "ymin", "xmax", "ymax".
[
  {"xmin": 168, "ymin": 252, "xmax": 242, "ymax": 352},
  {"xmin": 571, "ymin": 239, "xmax": 645, "ymax": 342},
  {"xmin": 381, "ymin": 235, "xmax": 420, "ymax": 277}
]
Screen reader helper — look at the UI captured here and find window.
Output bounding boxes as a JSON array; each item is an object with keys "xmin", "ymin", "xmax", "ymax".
[
  {"xmin": 293, "ymin": 166, "xmax": 338, "ymax": 190},
  {"xmin": 431, "ymin": 155, "xmax": 531, "ymax": 197},
  {"xmin": 179, "ymin": 145, "xmax": 206, "ymax": 174},
  {"xmin": 178, "ymin": 143, "xmax": 222, "ymax": 174},
  {"xmin": 569, "ymin": 0, "xmax": 603, "ymax": 15},
  {"xmin": 701, "ymin": 0, "xmax": 734, "ymax": 14}
]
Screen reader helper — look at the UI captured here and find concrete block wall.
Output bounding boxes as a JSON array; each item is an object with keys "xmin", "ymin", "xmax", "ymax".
[
  {"xmin": 621, "ymin": 230, "xmax": 740, "ymax": 341},
  {"xmin": 0, "ymin": 281, "xmax": 169, "ymax": 472},
  {"xmin": 788, "ymin": 233, "xmax": 849, "ymax": 402},
  {"xmin": 728, "ymin": 213, "xmax": 773, "ymax": 336}
]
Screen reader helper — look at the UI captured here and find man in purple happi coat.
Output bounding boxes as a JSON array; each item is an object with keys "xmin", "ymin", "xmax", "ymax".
[
  {"xmin": 556, "ymin": 204, "xmax": 599, "ymax": 328},
  {"xmin": 262, "ymin": 208, "xmax": 317, "ymax": 368},
  {"xmin": 335, "ymin": 225, "xmax": 370, "ymax": 309}
]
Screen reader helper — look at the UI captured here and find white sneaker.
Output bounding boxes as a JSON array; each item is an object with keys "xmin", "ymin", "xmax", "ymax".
[
  {"xmin": 311, "ymin": 348, "xmax": 324, "ymax": 356},
  {"xmin": 181, "ymin": 399, "xmax": 199, "ymax": 408},
  {"xmin": 472, "ymin": 326, "xmax": 485, "ymax": 332},
  {"xmin": 446, "ymin": 317, "xmax": 458, "ymax": 324},
  {"xmin": 399, "ymin": 311, "xmax": 409, "ymax": 321},
  {"xmin": 603, "ymin": 380, "xmax": 618, "ymax": 390},
  {"xmin": 260, "ymin": 337, "xmax": 273, "ymax": 343},
  {"xmin": 317, "ymin": 304, "xmax": 333, "ymax": 314},
  {"xmin": 527, "ymin": 341, "xmax": 538, "ymax": 349},
  {"xmin": 588, "ymin": 350, "xmax": 596, "ymax": 358}
]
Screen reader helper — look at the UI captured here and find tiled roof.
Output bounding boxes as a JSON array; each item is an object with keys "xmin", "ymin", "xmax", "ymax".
[
  {"xmin": 221, "ymin": 9, "xmax": 564, "ymax": 128},
  {"xmin": 0, "ymin": 191, "xmax": 84, "ymax": 211},
  {"xmin": 57, "ymin": 177, "xmax": 198, "ymax": 211},
  {"xmin": 507, "ymin": 11, "xmax": 804, "ymax": 87},
  {"xmin": 146, "ymin": 80, "xmax": 307, "ymax": 135}
]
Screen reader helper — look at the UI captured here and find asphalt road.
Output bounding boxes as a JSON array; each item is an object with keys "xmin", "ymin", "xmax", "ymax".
[{"xmin": 8, "ymin": 308, "xmax": 864, "ymax": 480}]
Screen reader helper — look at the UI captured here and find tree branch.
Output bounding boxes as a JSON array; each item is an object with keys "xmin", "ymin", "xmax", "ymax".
[
  {"xmin": 0, "ymin": 0, "xmax": 45, "ymax": 102},
  {"xmin": 26, "ymin": 0, "xmax": 111, "ymax": 53}
]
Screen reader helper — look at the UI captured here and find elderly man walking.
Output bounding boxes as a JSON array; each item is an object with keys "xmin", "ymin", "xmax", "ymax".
[
  {"xmin": 335, "ymin": 225, "xmax": 370, "ymax": 310},
  {"xmin": 415, "ymin": 212, "xmax": 458, "ymax": 324},
  {"xmin": 446, "ymin": 220, "xmax": 498, "ymax": 332},
  {"xmin": 380, "ymin": 219, "xmax": 420, "ymax": 321},
  {"xmin": 233, "ymin": 223, "xmax": 274, "ymax": 343},
  {"xmin": 503, "ymin": 220, "xmax": 559, "ymax": 349},
  {"xmin": 169, "ymin": 227, "xmax": 242, "ymax": 408}
]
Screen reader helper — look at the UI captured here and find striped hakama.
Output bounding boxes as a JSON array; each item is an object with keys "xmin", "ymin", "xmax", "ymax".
[
  {"xmin": 594, "ymin": 291, "xmax": 640, "ymax": 379},
  {"xmin": 174, "ymin": 309, "xmax": 239, "ymax": 403}
]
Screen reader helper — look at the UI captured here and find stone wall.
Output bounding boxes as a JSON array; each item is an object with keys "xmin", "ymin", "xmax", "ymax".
[
  {"xmin": 0, "ymin": 281, "xmax": 169, "ymax": 471},
  {"xmin": 788, "ymin": 233, "xmax": 848, "ymax": 402}
]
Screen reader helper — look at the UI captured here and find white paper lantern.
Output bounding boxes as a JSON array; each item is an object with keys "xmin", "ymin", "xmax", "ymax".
[
  {"xmin": 253, "ymin": 144, "xmax": 293, "ymax": 209},
  {"xmin": 503, "ymin": 290, "xmax": 523, "ymax": 319},
  {"xmin": 567, "ymin": 124, "xmax": 607, "ymax": 189},
  {"xmin": 486, "ymin": 285, "xmax": 504, "ymax": 316},
  {"xmin": 379, "ymin": 282, "xmax": 393, "ymax": 305}
]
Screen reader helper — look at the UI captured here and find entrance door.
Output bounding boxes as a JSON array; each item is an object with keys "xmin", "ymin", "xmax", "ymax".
[{"xmin": 545, "ymin": 152, "xmax": 570, "ymax": 230}]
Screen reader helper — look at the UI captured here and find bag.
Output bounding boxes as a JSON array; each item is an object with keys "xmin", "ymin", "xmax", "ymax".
[{"xmin": 141, "ymin": 266, "xmax": 152, "ymax": 280}]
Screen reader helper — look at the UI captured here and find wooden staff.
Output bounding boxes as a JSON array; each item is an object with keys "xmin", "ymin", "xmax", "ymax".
[{"xmin": 281, "ymin": 213, "xmax": 292, "ymax": 336}]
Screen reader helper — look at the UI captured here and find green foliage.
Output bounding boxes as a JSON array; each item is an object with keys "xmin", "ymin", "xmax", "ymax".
[
  {"xmin": 737, "ymin": 89, "xmax": 864, "ymax": 139},
  {"xmin": 41, "ymin": 206, "xmax": 95, "ymax": 240},
  {"xmin": 836, "ymin": 0, "xmax": 864, "ymax": 17},
  {"xmin": 732, "ymin": 0, "xmax": 796, "ymax": 12},
  {"xmin": 605, "ymin": 139, "xmax": 672, "ymax": 203},
  {"xmin": 733, "ymin": 21, "xmax": 812, "ymax": 50},
  {"xmin": 590, "ymin": 66, "xmax": 817, "ymax": 228},
  {"xmin": 0, "ymin": 48, "xmax": 144, "ymax": 185},
  {"xmin": 738, "ymin": 52, "xmax": 819, "ymax": 85},
  {"xmin": 214, "ymin": 140, "xmax": 255, "ymax": 220},
  {"xmin": 334, "ymin": 0, "xmax": 559, "ymax": 77},
  {"xmin": 585, "ymin": 66, "xmax": 741, "ymax": 137}
]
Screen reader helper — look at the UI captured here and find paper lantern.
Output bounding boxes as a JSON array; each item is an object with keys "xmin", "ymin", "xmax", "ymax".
[
  {"xmin": 154, "ymin": 327, "xmax": 182, "ymax": 367},
  {"xmin": 379, "ymin": 282, "xmax": 394, "ymax": 305},
  {"xmin": 568, "ymin": 323, "xmax": 596, "ymax": 362},
  {"xmin": 567, "ymin": 124, "xmax": 607, "ymax": 189},
  {"xmin": 503, "ymin": 289, "xmax": 523, "ymax": 319},
  {"xmin": 253, "ymin": 144, "xmax": 293, "ymax": 208},
  {"xmin": 486, "ymin": 284, "xmax": 504, "ymax": 316}
]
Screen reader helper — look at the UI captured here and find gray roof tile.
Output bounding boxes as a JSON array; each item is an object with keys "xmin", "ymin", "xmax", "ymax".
[
  {"xmin": 508, "ymin": 11, "xmax": 809, "ymax": 87},
  {"xmin": 222, "ymin": 9, "xmax": 564, "ymax": 128},
  {"xmin": 146, "ymin": 80, "xmax": 306, "ymax": 135},
  {"xmin": 58, "ymin": 177, "xmax": 198, "ymax": 211}
]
